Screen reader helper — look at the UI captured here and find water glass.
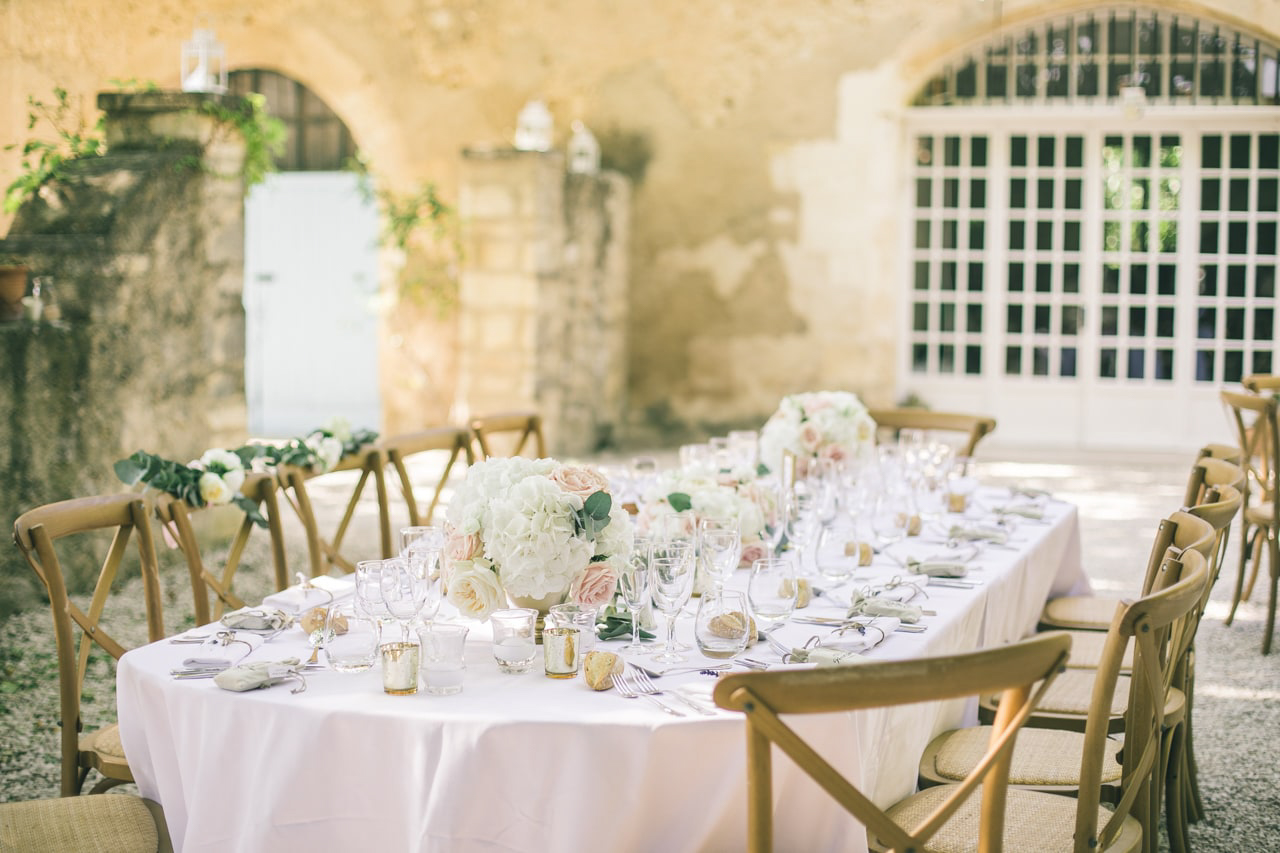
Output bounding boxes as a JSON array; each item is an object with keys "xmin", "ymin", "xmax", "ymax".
[
  {"xmin": 748, "ymin": 557, "xmax": 798, "ymax": 631},
  {"xmin": 324, "ymin": 602, "xmax": 379, "ymax": 673},
  {"xmin": 650, "ymin": 553, "xmax": 694, "ymax": 663},
  {"xmin": 694, "ymin": 590, "xmax": 752, "ymax": 660},
  {"xmin": 490, "ymin": 608, "xmax": 537, "ymax": 674},
  {"xmin": 418, "ymin": 623, "xmax": 469, "ymax": 695},
  {"xmin": 697, "ymin": 518, "xmax": 741, "ymax": 594},
  {"xmin": 549, "ymin": 603, "xmax": 598, "ymax": 655}
]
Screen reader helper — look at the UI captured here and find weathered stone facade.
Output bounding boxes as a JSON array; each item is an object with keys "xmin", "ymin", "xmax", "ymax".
[
  {"xmin": 2, "ymin": 1, "xmax": 1277, "ymax": 449},
  {"xmin": 0, "ymin": 93, "xmax": 247, "ymax": 609}
]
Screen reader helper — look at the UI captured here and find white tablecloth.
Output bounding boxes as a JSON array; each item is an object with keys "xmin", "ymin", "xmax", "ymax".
[{"xmin": 118, "ymin": 490, "xmax": 1085, "ymax": 853}]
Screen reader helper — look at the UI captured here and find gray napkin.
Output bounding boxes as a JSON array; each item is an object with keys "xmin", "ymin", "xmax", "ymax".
[
  {"xmin": 947, "ymin": 524, "xmax": 1009, "ymax": 545},
  {"xmin": 213, "ymin": 659, "xmax": 303, "ymax": 692},
  {"xmin": 221, "ymin": 608, "xmax": 291, "ymax": 632},
  {"xmin": 848, "ymin": 592, "xmax": 924, "ymax": 623},
  {"xmin": 907, "ymin": 558, "xmax": 969, "ymax": 578}
]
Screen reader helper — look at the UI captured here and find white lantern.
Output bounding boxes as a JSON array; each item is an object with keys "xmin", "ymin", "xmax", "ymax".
[
  {"xmin": 513, "ymin": 100, "xmax": 553, "ymax": 152},
  {"xmin": 181, "ymin": 27, "xmax": 228, "ymax": 94},
  {"xmin": 567, "ymin": 121, "xmax": 600, "ymax": 175}
]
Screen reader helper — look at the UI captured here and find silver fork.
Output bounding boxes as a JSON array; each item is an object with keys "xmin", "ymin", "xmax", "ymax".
[
  {"xmin": 614, "ymin": 672, "xmax": 685, "ymax": 717},
  {"xmin": 630, "ymin": 668, "xmax": 715, "ymax": 716}
]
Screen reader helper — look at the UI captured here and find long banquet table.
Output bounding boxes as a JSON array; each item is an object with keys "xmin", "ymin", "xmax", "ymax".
[{"xmin": 118, "ymin": 489, "xmax": 1086, "ymax": 853}]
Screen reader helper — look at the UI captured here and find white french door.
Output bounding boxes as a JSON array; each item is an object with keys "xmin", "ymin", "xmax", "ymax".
[{"xmin": 902, "ymin": 111, "xmax": 1279, "ymax": 450}]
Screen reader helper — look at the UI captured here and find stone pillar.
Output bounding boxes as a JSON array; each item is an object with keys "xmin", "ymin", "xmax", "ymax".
[
  {"xmin": 457, "ymin": 148, "xmax": 629, "ymax": 457},
  {"xmin": 0, "ymin": 91, "xmax": 248, "ymax": 605}
]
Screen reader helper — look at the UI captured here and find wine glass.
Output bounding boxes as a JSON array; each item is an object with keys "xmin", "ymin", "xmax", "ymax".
[
  {"xmin": 400, "ymin": 528, "xmax": 443, "ymax": 626},
  {"xmin": 697, "ymin": 517, "xmax": 741, "ymax": 595},
  {"xmin": 761, "ymin": 481, "xmax": 787, "ymax": 557},
  {"xmin": 354, "ymin": 559, "xmax": 391, "ymax": 641},
  {"xmin": 618, "ymin": 537, "xmax": 653, "ymax": 652},
  {"xmin": 380, "ymin": 557, "xmax": 428, "ymax": 643},
  {"xmin": 784, "ymin": 488, "xmax": 819, "ymax": 577},
  {"xmin": 649, "ymin": 552, "xmax": 695, "ymax": 664},
  {"xmin": 870, "ymin": 490, "xmax": 911, "ymax": 551},
  {"xmin": 747, "ymin": 557, "xmax": 798, "ymax": 632}
]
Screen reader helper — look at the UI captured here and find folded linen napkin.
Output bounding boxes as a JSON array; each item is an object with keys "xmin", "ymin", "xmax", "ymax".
[
  {"xmin": 179, "ymin": 632, "xmax": 265, "ymax": 670},
  {"xmin": 220, "ymin": 607, "xmax": 291, "ymax": 633},
  {"xmin": 848, "ymin": 592, "xmax": 923, "ymax": 624},
  {"xmin": 262, "ymin": 575, "xmax": 355, "ymax": 615},
  {"xmin": 1011, "ymin": 485, "xmax": 1053, "ymax": 500},
  {"xmin": 785, "ymin": 617, "xmax": 901, "ymax": 665},
  {"xmin": 995, "ymin": 504, "xmax": 1046, "ymax": 520},
  {"xmin": 948, "ymin": 524, "xmax": 1009, "ymax": 545},
  {"xmin": 213, "ymin": 659, "xmax": 304, "ymax": 692},
  {"xmin": 907, "ymin": 558, "xmax": 969, "ymax": 579}
]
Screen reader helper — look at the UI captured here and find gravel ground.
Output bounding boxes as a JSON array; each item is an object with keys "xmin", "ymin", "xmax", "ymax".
[{"xmin": 2, "ymin": 446, "xmax": 1277, "ymax": 850}]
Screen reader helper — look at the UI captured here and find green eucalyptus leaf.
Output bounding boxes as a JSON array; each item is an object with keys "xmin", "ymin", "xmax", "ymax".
[
  {"xmin": 756, "ymin": 462, "xmax": 771, "ymax": 477},
  {"xmin": 583, "ymin": 490, "xmax": 612, "ymax": 519},
  {"xmin": 113, "ymin": 454, "xmax": 148, "ymax": 485},
  {"xmin": 667, "ymin": 492, "xmax": 693, "ymax": 513}
]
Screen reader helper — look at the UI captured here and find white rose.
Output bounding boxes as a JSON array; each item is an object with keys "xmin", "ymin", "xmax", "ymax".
[
  {"xmin": 324, "ymin": 416, "xmax": 353, "ymax": 443},
  {"xmin": 446, "ymin": 561, "xmax": 506, "ymax": 620},
  {"xmin": 221, "ymin": 467, "xmax": 246, "ymax": 495},
  {"xmin": 306, "ymin": 434, "xmax": 343, "ymax": 472},
  {"xmin": 198, "ymin": 472, "xmax": 232, "ymax": 506}
]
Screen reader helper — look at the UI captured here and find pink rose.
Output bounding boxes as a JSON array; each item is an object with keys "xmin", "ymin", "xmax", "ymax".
[
  {"xmin": 820, "ymin": 444, "xmax": 848, "ymax": 463},
  {"xmin": 571, "ymin": 560, "xmax": 619, "ymax": 609},
  {"xmin": 446, "ymin": 531, "xmax": 483, "ymax": 563},
  {"xmin": 550, "ymin": 465, "xmax": 611, "ymax": 499},
  {"xmin": 738, "ymin": 538, "xmax": 769, "ymax": 568},
  {"xmin": 800, "ymin": 424, "xmax": 823, "ymax": 453}
]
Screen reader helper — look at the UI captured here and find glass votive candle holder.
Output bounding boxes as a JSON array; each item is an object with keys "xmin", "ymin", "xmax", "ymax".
[
  {"xmin": 490, "ymin": 608, "xmax": 538, "ymax": 674},
  {"xmin": 418, "ymin": 623, "xmax": 469, "ymax": 695},
  {"xmin": 380, "ymin": 641, "xmax": 420, "ymax": 695},
  {"xmin": 549, "ymin": 603, "xmax": 598, "ymax": 655},
  {"xmin": 543, "ymin": 627, "xmax": 582, "ymax": 679}
]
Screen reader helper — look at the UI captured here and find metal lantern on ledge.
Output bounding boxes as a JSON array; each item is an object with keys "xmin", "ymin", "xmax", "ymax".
[
  {"xmin": 181, "ymin": 27, "xmax": 228, "ymax": 94},
  {"xmin": 567, "ymin": 121, "xmax": 600, "ymax": 175},
  {"xmin": 513, "ymin": 100, "xmax": 553, "ymax": 152}
]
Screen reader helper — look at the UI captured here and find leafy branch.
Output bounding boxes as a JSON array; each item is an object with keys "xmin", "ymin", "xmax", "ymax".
[
  {"xmin": 114, "ymin": 451, "xmax": 267, "ymax": 528},
  {"xmin": 3, "ymin": 88, "xmax": 105, "ymax": 213},
  {"xmin": 196, "ymin": 92, "xmax": 286, "ymax": 188}
]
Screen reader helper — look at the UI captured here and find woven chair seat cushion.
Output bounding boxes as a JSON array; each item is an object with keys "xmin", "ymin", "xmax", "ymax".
[
  {"xmin": 1040, "ymin": 594, "xmax": 1125, "ymax": 630},
  {"xmin": 884, "ymin": 785, "xmax": 1128, "ymax": 853},
  {"xmin": 1061, "ymin": 630, "xmax": 1134, "ymax": 670},
  {"xmin": 1036, "ymin": 669, "xmax": 1128, "ymax": 716},
  {"xmin": 1245, "ymin": 503, "xmax": 1276, "ymax": 527},
  {"xmin": 83, "ymin": 723, "xmax": 126, "ymax": 759},
  {"xmin": 0, "ymin": 795, "xmax": 160, "ymax": 853},
  {"xmin": 931, "ymin": 726, "xmax": 1123, "ymax": 786}
]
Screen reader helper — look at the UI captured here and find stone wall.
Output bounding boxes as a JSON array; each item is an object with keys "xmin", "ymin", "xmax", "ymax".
[
  {"xmin": 457, "ymin": 149, "xmax": 629, "ymax": 457},
  {"xmin": 1, "ymin": 1, "xmax": 1276, "ymax": 447},
  {"xmin": 0, "ymin": 92, "xmax": 247, "ymax": 611}
]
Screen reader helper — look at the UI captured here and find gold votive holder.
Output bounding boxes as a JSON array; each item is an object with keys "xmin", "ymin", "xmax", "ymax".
[
  {"xmin": 380, "ymin": 641, "xmax": 420, "ymax": 695},
  {"xmin": 543, "ymin": 627, "xmax": 581, "ymax": 679}
]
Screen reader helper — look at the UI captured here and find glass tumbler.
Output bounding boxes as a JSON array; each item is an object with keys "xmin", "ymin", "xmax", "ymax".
[
  {"xmin": 418, "ymin": 623, "xmax": 469, "ymax": 695},
  {"xmin": 490, "ymin": 608, "xmax": 538, "ymax": 674}
]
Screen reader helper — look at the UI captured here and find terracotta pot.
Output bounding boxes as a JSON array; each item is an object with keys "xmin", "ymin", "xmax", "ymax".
[{"xmin": 0, "ymin": 265, "xmax": 28, "ymax": 322}]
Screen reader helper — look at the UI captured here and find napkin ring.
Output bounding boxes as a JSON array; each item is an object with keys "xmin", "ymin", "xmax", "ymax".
[
  {"xmin": 208, "ymin": 630, "xmax": 255, "ymax": 661},
  {"xmin": 294, "ymin": 573, "xmax": 336, "ymax": 608}
]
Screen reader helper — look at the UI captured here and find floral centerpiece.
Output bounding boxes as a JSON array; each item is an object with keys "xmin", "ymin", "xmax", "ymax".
[
  {"xmin": 635, "ymin": 467, "xmax": 773, "ymax": 568},
  {"xmin": 115, "ymin": 447, "xmax": 266, "ymax": 526},
  {"xmin": 758, "ymin": 390, "xmax": 876, "ymax": 477},
  {"xmin": 247, "ymin": 416, "xmax": 379, "ymax": 473},
  {"xmin": 443, "ymin": 458, "xmax": 634, "ymax": 620}
]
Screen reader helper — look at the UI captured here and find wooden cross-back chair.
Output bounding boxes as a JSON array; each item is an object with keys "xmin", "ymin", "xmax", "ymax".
[
  {"xmin": 867, "ymin": 407, "xmax": 997, "ymax": 458},
  {"xmin": 12, "ymin": 494, "xmax": 165, "ymax": 796},
  {"xmin": 152, "ymin": 471, "xmax": 290, "ymax": 625},
  {"xmin": 1220, "ymin": 388, "xmax": 1280, "ymax": 650},
  {"xmin": 1242, "ymin": 373, "xmax": 1280, "ymax": 393},
  {"xmin": 920, "ymin": 553, "xmax": 1206, "ymax": 853},
  {"xmin": 713, "ymin": 632, "xmax": 1072, "ymax": 853},
  {"xmin": 277, "ymin": 445, "xmax": 385, "ymax": 576},
  {"xmin": 0, "ymin": 793, "xmax": 173, "ymax": 853},
  {"xmin": 470, "ymin": 411, "xmax": 547, "ymax": 459},
  {"xmin": 381, "ymin": 427, "xmax": 474, "ymax": 534}
]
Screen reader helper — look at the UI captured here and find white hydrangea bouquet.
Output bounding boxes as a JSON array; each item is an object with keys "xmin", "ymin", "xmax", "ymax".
[
  {"xmin": 635, "ymin": 468, "xmax": 773, "ymax": 568},
  {"xmin": 443, "ymin": 457, "xmax": 634, "ymax": 620},
  {"xmin": 758, "ymin": 390, "xmax": 876, "ymax": 477}
]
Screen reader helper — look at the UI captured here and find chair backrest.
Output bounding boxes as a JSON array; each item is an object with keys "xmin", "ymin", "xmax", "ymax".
[
  {"xmin": 277, "ymin": 446, "xmax": 386, "ymax": 575},
  {"xmin": 470, "ymin": 411, "xmax": 547, "ymax": 459},
  {"xmin": 867, "ymin": 407, "xmax": 997, "ymax": 458},
  {"xmin": 713, "ymin": 632, "xmax": 1072, "ymax": 853},
  {"xmin": 1078, "ymin": 551, "xmax": 1207, "ymax": 852},
  {"xmin": 1134, "ymin": 509, "xmax": 1212, "ymax": 597},
  {"xmin": 152, "ymin": 471, "xmax": 289, "ymax": 625},
  {"xmin": 1182, "ymin": 456, "xmax": 1246, "ymax": 509},
  {"xmin": 1242, "ymin": 373, "xmax": 1280, "ymax": 393},
  {"xmin": 12, "ymin": 494, "xmax": 165, "ymax": 796},
  {"xmin": 1196, "ymin": 442, "xmax": 1243, "ymax": 466},
  {"xmin": 1221, "ymin": 388, "xmax": 1279, "ymax": 517},
  {"xmin": 1186, "ymin": 482, "xmax": 1242, "ymax": 591},
  {"xmin": 381, "ymin": 427, "xmax": 474, "ymax": 532}
]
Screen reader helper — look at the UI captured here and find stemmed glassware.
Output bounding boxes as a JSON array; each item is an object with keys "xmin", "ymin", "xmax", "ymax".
[
  {"xmin": 761, "ymin": 481, "xmax": 788, "ymax": 557},
  {"xmin": 618, "ymin": 537, "xmax": 653, "ymax": 653},
  {"xmin": 379, "ymin": 557, "xmax": 429, "ymax": 643},
  {"xmin": 697, "ymin": 517, "xmax": 741, "ymax": 595},
  {"xmin": 354, "ymin": 559, "xmax": 391, "ymax": 641},
  {"xmin": 784, "ymin": 488, "xmax": 819, "ymax": 577},
  {"xmin": 399, "ymin": 526, "xmax": 443, "ymax": 626},
  {"xmin": 649, "ymin": 550, "xmax": 695, "ymax": 664},
  {"xmin": 747, "ymin": 557, "xmax": 798, "ymax": 632}
]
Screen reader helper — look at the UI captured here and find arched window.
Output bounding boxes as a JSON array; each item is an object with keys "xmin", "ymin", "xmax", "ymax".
[
  {"xmin": 904, "ymin": 6, "xmax": 1280, "ymax": 447},
  {"xmin": 228, "ymin": 70, "xmax": 357, "ymax": 171}
]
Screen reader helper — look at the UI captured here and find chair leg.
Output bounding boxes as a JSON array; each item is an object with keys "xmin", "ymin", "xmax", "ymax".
[
  {"xmin": 1226, "ymin": 526, "xmax": 1256, "ymax": 626},
  {"xmin": 1265, "ymin": 535, "xmax": 1280, "ymax": 656},
  {"xmin": 1242, "ymin": 531, "xmax": 1264, "ymax": 601},
  {"xmin": 1165, "ymin": 722, "xmax": 1190, "ymax": 853}
]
